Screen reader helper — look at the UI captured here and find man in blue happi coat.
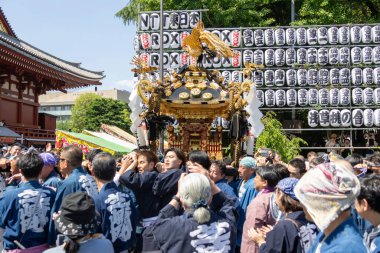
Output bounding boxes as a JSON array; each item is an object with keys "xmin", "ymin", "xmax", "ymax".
[{"xmin": 39, "ymin": 152, "xmax": 62, "ymax": 191}]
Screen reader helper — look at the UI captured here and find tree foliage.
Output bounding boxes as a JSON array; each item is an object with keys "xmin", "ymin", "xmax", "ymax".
[
  {"xmin": 56, "ymin": 120, "xmax": 71, "ymax": 131},
  {"xmin": 255, "ymin": 112, "xmax": 307, "ymax": 162},
  {"xmin": 70, "ymin": 93, "xmax": 131, "ymax": 133}
]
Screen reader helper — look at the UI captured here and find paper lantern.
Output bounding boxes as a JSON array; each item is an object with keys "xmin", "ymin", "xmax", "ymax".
[
  {"xmin": 307, "ymin": 28, "xmax": 318, "ymax": 45},
  {"xmin": 169, "ymin": 12, "xmax": 179, "ymax": 29},
  {"xmin": 308, "ymin": 110, "xmax": 319, "ymax": 127},
  {"xmin": 179, "ymin": 12, "xmax": 189, "ymax": 29},
  {"xmin": 318, "ymin": 69, "xmax": 329, "ymax": 85},
  {"xmin": 212, "ymin": 56, "xmax": 222, "ymax": 68},
  {"xmin": 253, "ymin": 70, "xmax": 264, "ymax": 86},
  {"xmin": 363, "ymin": 68, "xmax": 374, "ymax": 85},
  {"xmin": 232, "ymin": 70, "xmax": 242, "ymax": 83},
  {"xmin": 180, "ymin": 53, "xmax": 190, "ymax": 67},
  {"xmin": 363, "ymin": 87, "xmax": 374, "ymax": 105},
  {"xmin": 286, "ymin": 69, "xmax": 297, "ymax": 86},
  {"xmin": 275, "ymin": 49, "xmax": 285, "ymax": 66},
  {"xmin": 265, "ymin": 49, "xmax": 275, "ymax": 66},
  {"xmin": 352, "ymin": 88, "xmax": 363, "ymax": 105},
  {"xmin": 307, "ymin": 69, "xmax": 318, "ymax": 86},
  {"xmin": 341, "ymin": 109, "xmax": 351, "ymax": 127},
  {"xmin": 253, "ymin": 50, "xmax": 264, "ymax": 65},
  {"xmin": 339, "ymin": 47, "xmax": 350, "ymax": 64},
  {"xmin": 170, "ymin": 31, "xmax": 181, "ymax": 49},
  {"xmin": 298, "ymin": 89, "xmax": 308, "ymax": 106},
  {"xmin": 275, "ymin": 90, "xmax": 286, "ymax": 107},
  {"xmin": 297, "ymin": 48, "xmax": 307, "ymax": 65},
  {"xmin": 319, "ymin": 110, "xmax": 330, "ymax": 127},
  {"xmin": 221, "ymin": 56, "xmax": 232, "ymax": 68},
  {"xmin": 150, "ymin": 52, "xmax": 159, "ymax": 68},
  {"xmin": 180, "ymin": 31, "xmax": 190, "ymax": 47},
  {"xmin": 287, "ymin": 89, "xmax": 297, "ymax": 107},
  {"xmin": 244, "ymin": 50, "xmax": 254, "ymax": 64},
  {"xmin": 328, "ymin": 27, "xmax": 339, "ymax": 44},
  {"xmin": 222, "ymin": 71, "xmax": 232, "ymax": 84},
  {"xmin": 275, "ymin": 28, "xmax": 286, "ymax": 45},
  {"xmin": 319, "ymin": 88, "xmax": 329, "ymax": 106},
  {"xmin": 351, "ymin": 47, "xmax": 362, "ymax": 64},
  {"xmin": 307, "ymin": 48, "xmax": 317, "ymax": 65},
  {"xmin": 286, "ymin": 48, "xmax": 297, "ymax": 66},
  {"xmin": 339, "ymin": 68, "xmax": 350, "ymax": 86},
  {"xmin": 140, "ymin": 33, "xmax": 151, "ymax": 49},
  {"xmin": 133, "ymin": 34, "xmax": 140, "ymax": 51},
  {"xmin": 351, "ymin": 26, "xmax": 362, "ymax": 43},
  {"xmin": 170, "ymin": 52, "xmax": 180, "ymax": 69},
  {"xmin": 275, "ymin": 69, "xmax": 285, "ymax": 86},
  {"xmin": 163, "ymin": 32, "xmax": 171, "ymax": 49},
  {"xmin": 361, "ymin": 25, "xmax": 372, "ymax": 43},
  {"xmin": 308, "ymin": 88, "xmax": 319, "ymax": 106},
  {"xmin": 189, "ymin": 12, "xmax": 200, "ymax": 28},
  {"xmin": 254, "ymin": 29, "xmax": 265, "ymax": 46},
  {"xmin": 140, "ymin": 13, "xmax": 150, "ymax": 31},
  {"xmin": 243, "ymin": 29, "xmax": 254, "ymax": 47},
  {"xmin": 150, "ymin": 13, "xmax": 160, "ymax": 30},
  {"xmin": 221, "ymin": 30, "xmax": 232, "ymax": 46},
  {"xmin": 329, "ymin": 47, "xmax": 340, "ymax": 65},
  {"xmin": 256, "ymin": 90, "xmax": 265, "ymax": 107},
  {"xmin": 265, "ymin": 90, "xmax": 276, "ymax": 107},
  {"xmin": 264, "ymin": 29, "xmax": 275, "ymax": 46},
  {"xmin": 286, "ymin": 28, "xmax": 297, "ymax": 45},
  {"xmin": 202, "ymin": 55, "xmax": 213, "ymax": 68},
  {"xmin": 330, "ymin": 109, "xmax": 341, "ymax": 127},
  {"xmin": 372, "ymin": 25, "xmax": 380, "ymax": 43},
  {"xmin": 374, "ymin": 109, "xmax": 380, "ymax": 127},
  {"xmin": 339, "ymin": 26, "xmax": 350, "ymax": 44},
  {"xmin": 375, "ymin": 88, "xmax": 380, "ymax": 105},
  {"xmin": 362, "ymin": 47, "xmax": 373, "ymax": 64},
  {"xmin": 330, "ymin": 68, "xmax": 340, "ymax": 85},
  {"xmin": 352, "ymin": 109, "xmax": 364, "ymax": 127},
  {"xmin": 232, "ymin": 50, "xmax": 242, "ymax": 67},
  {"xmin": 297, "ymin": 28, "xmax": 307, "ymax": 45},
  {"xmin": 374, "ymin": 67, "xmax": 380, "ymax": 85},
  {"xmin": 150, "ymin": 33, "xmax": 160, "ymax": 50},
  {"xmin": 318, "ymin": 48, "xmax": 329, "ymax": 65},
  {"xmin": 373, "ymin": 46, "xmax": 380, "ymax": 64},
  {"xmin": 264, "ymin": 70, "xmax": 275, "ymax": 86},
  {"xmin": 230, "ymin": 30, "xmax": 241, "ymax": 47},
  {"xmin": 352, "ymin": 68, "xmax": 363, "ymax": 86},
  {"xmin": 330, "ymin": 88, "xmax": 340, "ymax": 106},
  {"xmin": 297, "ymin": 69, "xmax": 308, "ymax": 86},
  {"xmin": 317, "ymin": 27, "xmax": 328, "ymax": 45},
  {"xmin": 339, "ymin": 88, "xmax": 351, "ymax": 106},
  {"xmin": 162, "ymin": 13, "xmax": 170, "ymax": 29},
  {"xmin": 212, "ymin": 30, "xmax": 221, "ymax": 39},
  {"xmin": 163, "ymin": 53, "xmax": 170, "ymax": 69}
]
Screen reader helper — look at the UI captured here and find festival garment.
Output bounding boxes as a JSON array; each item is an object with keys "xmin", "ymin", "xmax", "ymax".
[
  {"xmin": 41, "ymin": 171, "xmax": 62, "ymax": 191},
  {"xmin": 43, "ymin": 236, "xmax": 114, "ymax": 253},
  {"xmin": 152, "ymin": 168, "xmax": 182, "ymax": 212},
  {"xmin": 364, "ymin": 224, "xmax": 380, "ymax": 253},
  {"xmin": 215, "ymin": 178, "xmax": 240, "ymax": 208}
]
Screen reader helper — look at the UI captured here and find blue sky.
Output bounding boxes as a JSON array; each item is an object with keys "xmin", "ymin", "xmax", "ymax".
[{"xmin": 2, "ymin": 1, "xmax": 137, "ymax": 91}]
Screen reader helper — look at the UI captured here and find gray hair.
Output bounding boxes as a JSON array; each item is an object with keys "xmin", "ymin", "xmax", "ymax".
[{"xmin": 179, "ymin": 173, "xmax": 212, "ymax": 224}]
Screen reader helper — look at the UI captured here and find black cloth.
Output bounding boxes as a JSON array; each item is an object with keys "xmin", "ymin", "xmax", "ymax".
[
  {"xmin": 152, "ymin": 169, "xmax": 182, "ymax": 211},
  {"xmin": 229, "ymin": 113, "xmax": 248, "ymax": 140}
]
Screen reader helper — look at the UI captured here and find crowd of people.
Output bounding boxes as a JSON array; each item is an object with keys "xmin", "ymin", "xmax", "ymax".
[{"xmin": 0, "ymin": 142, "xmax": 380, "ymax": 253}]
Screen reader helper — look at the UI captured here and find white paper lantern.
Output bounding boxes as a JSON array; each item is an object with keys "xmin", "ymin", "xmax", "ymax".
[
  {"xmin": 150, "ymin": 33, "xmax": 160, "ymax": 50},
  {"xmin": 298, "ymin": 89, "xmax": 308, "ymax": 106},
  {"xmin": 375, "ymin": 88, "xmax": 380, "ymax": 105},
  {"xmin": 254, "ymin": 29, "xmax": 265, "ymax": 46},
  {"xmin": 163, "ymin": 53, "xmax": 170, "ymax": 69},
  {"xmin": 339, "ymin": 88, "xmax": 351, "ymax": 106},
  {"xmin": 212, "ymin": 56, "xmax": 221, "ymax": 68},
  {"xmin": 307, "ymin": 28, "xmax": 318, "ymax": 45},
  {"xmin": 275, "ymin": 49, "xmax": 285, "ymax": 66},
  {"xmin": 275, "ymin": 69, "xmax": 285, "ymax": 86},
  {"xmin": 287, "ymin": 89, "xmax": 297, "ymax": 107},
  {"xmin": 297, "ymin": 48, "xmax": 307, "ymax": 65},
  {"xmin": 329, "ymin": 47, "xmax": 340, "ymax": 65},
  {"xmin": 373, "ymin": 46, "xmax": 380, "ymax": 64},
  {"xmin": 162, "ymin": 13, "xmax": 170, "ymax": 29},
  {"xmin": 307, "ymin": 48, "xmax": 317, "ymax": 65},
  {"xmin": 308, "ymin": 110, "xmax": 319, "ymax": 127},
  {"xmin": 275, "ymin": 90, "xmax": 286, "ymax": 107},
  {"xmin": 339, "ymin": 26, "xmax": 349, "ymax": 44},
  {"xmin": 341, "ymin": 109, "xmax": 351, "ymax": 127},
  {"xmin": 265, "ymin": 49, "xmax": 275, "ymax": 66},
  {"xmin": 351, "ymin": 68, "xmax": 363, "ymax": 86},
  {"xmin": 330, "ymin": 68, "xmax": 340, "ymax": 85},
  {"xmin": 328, "ymin": 27, "xmax": 339, "ymax": 44},
  {"xmin": 140, "ymin": 13, "xmax": 150, "ymax": 31},
  {"xmin": 163, "ymin": 32, "xmax": 171, "ymax": 49},
  {"xmin": 330, "ymin": 109, "xmax": 341, "ymax": 127},
  {"xmin": 318, "ymin": 48, "xmax": 329, "ymax": 65},
  {"xmin": 243, "ymin": 29, "xmax": 254, "ymax": 47},
  {"xmin": 256, "ymin": 90, "xmax": 264, "ymax": 107},
  {"xmin": 330, "ymin": 88, "xmax": 340, "ymax": 106},
  {"xmin": 352, "ymin": 109, "xmax": 364, "ymax": 127},
  {"xmin": 363, "ymin": 68, "xmax": 374, "ymax": 85},
  {"xmin": 230, "ymin": 30, "xmax": 241, "ymax": 47},
  {"xmin": 133, "ymin": 34, "xmax": 140, "ymax": 51},
  {"xmin": 140, "ymin": 33, "xmax": 151, "ymax": 49},
  {"xmin": 318, "ymin": 69, "xmax": 329, "ymax": 85},
  {"xmin": 339, "ymin": 68, "xmax": 350, "ymax": 86},
  {"xmin": 319, "ymin": 110, "xmax": 330, "ymax": 127},
  {"xmin": 339, "ymin": 47, "xmax": 350, "ymax": 64},
  {"xmin": 286, "ymin": 69, "xmax": 297, "ymax": 86},
  {"xmin": 307, "ymin": 69, "xmax": 318, "ymax": 86},
  {"xmin": 232, "ymin": 50, "xmax": 242, "ymax": 68},
  {"xmin": 169, "ymin": 12, "xmax": 179, "ymax": 29},
  {"xmin": 363, "ymin": 87, "xmax": 374, "ymax": 105},
  {"xmin": 296, "ymin": 28, "xmax": 307, "ymax": 45},
  {"xmin": 275, "ymin": 28, "xmax": 286, "ymax": 46},
  {"xmin": 318, "ymin": 27, "xmax": 328, "ymax": 45},
  {"xmin": 372, "ymin": 25, "xmax": 380, "ymax": 43},
  {"xmin": 352, "ymin": 88, "xmax": 363, "ymax": 105},
  {"xmin": 139, "ymin": 52, "xmax": 149, "ymax": 67},
  {"xmin": 243, "ymin": 50, "xmax": 254, "ymax": 64},
  {"xmin": 253, "ymin": 70, "xmax": 264, "ymax": 86},
  {"xmin": 374, "ymin": 109, "xmax": 380, "ymax": 127},
  {"xmin": 180, "ymin": 53, "xmax": 190, "ymax": 67},
  {"xmin": 374, "ymin": 67, "xmax": 380, "ymax": 85},
  {"xmin": 150, "ymin": 52, "xmax": 159, "ymax": 68},
  {"xmin": 286, "ymin": 48, "xmax": 297, "ymax": 66},
  {"xmin": 286, "ymin": 28, "xmax": 297, "ymax": 45},
  {"xmin": 361, "ymin": 25, "xmax": 372, "ymax": 43},
  {"xmin": 221, "ymin": 30, "xmax": 232, "ymax": 46},
  {"xmin": 189, "ymin": 12, "xmax": 200, "ymax": 28},
  {"xmin": 232, "ymin": 70, "xmax": 242, "ymax": 83},
  {"xmin": 181, "ymin": 31, "xmax": 190, "ymax": 47},
  {"xmin": 202, "ymin": 55, "xmax": 213, "ymax": 68},
  {"xmin": 264, "ymin": 29, "xmax": 275, "ymax": 46},
  {"xmin": 170, "ymin": 31, "xmax": 181, "ymax": 49},
  {"xmin": 211, "ymin": 30, "xmax": 221, "ymax": 39},
  {"xmin": 297, "ymin": 69, "xmax": 308, "ymax": 86},
  {"xmin": 265, "ymin": 90, "xmax": 276, "ymax": 107},
  {"xmin": 319, "ymin": 88, "xmax": 329, "ymax": 106},
  {"xmin": 309, "ymin": 88, "xmax": 319, "ymax": 106},
  {"xmin": 150, "ymin": 13, "xmax": 160, "ymax": 30},
  {"xmin": 170, "ymin": 52, "xmax": 180, "ymax": 69},
  {"xmin": 222, "ymin": 71, "xmax": 232, "ymax": 84},
  {"xmin": 265, "ymin": 70, "xmax": 275, "ymax": 86},
  {"xmin": 351, "ymin": 47, "xmax": 362, "ymax": 64},
  {"xmin": 351, "ymin": 26, "xmax": 362, "ymax": 44},
  {"xmin": 253, "ymin": 50, "xmax": 264, "ymax": 65},
  {"xmin": 179, "ymin": 12, "xmax": 189, "ymax": 29},
  {"xmin": 362, "ymin": 47, "xmax": 373, "ymax": 64}
]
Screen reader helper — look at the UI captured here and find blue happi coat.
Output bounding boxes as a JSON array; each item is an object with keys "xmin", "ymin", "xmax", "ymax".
[
  {"xmin": 0, "ymin": 180, "xmax": 55, "ymax": 250},
  {"xmin": 216, "ymin": 178, "xmax": 240, "ymax": 209},
  {"xmin": 94, "ymin": 182, "xmax": 137, "ymax": 253},
  {"xmin": 42, "ymin": 170, "xmax": 62, "ymax": 191}
]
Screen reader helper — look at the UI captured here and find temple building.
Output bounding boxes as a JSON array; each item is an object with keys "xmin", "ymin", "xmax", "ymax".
[{"xmin": 0, "ymin": 8, "xmax": 103, "ymax": 145}]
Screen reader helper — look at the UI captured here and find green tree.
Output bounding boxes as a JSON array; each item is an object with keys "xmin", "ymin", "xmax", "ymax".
[
  {"xmin": 70, "ymin": 94, "xmax": 132, "ymax": 132},
  {"xmin": 255, "ymin": 112, "xmax": 307, "ymax": 162},
  {"xmin": 56, "ymin": 120, "xmax": 71, "ymax": 131}
]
